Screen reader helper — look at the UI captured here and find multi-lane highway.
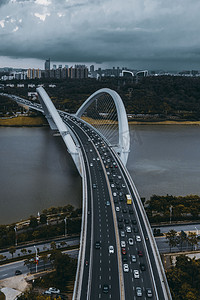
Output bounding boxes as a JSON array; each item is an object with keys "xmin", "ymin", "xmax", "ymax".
[
  {"xmin": 61, "ymin": 114, "xmax": 161, "ymax": 299},
  {"xmin": 4, "ymin": 92, "xmax": 172, "ymax": 300}
]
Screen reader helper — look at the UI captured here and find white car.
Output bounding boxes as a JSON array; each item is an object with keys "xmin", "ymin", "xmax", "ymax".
[
  {"xmin": 128, "ymin": 238, "xmax": 134, "ymax": 245},
  {"xmin": 126, "ymin": 226, "xmax": 131, "ymax": 233},
  {"xmin": 116, "ymin": 206, "xmax": 120, "ymax": 212},
  {"xmin": 47, "ymin": 287, "xmax": 60, "ymax": 294},
  {"xmin": 90, "ymin": 163, "xmax": 93, "ymax": 167},
  {"xmin": 136, "ymin": 235, "xmax": 141, "ymax": 242},
  {"xmin": 136, "ymin": 287, "xmax": 142, "ymax": 297},
  {"xmin": 109, "ymin": 245, "xmax": 114, "ymax": 254},
  {"xmin": 113, "ymin": 192, "xmax": 117, "ymax": 197},
  {"xmin": 120, "ymin": 231, "xmax": 125, "ymax": 237},
  {"xmin": 123, "ymin": 264, "xmax": 129, "ymax": 272},
  {"xmin": 133, "ymin": 269, "xmax": 140, "ymax": 278},
  {"xmin": 121, "ymin": 240, "xmax": 126, "ymax": 247},
  {"xmin": 111, "ymin": 184, "xmax": 115, "ymax": 188}
]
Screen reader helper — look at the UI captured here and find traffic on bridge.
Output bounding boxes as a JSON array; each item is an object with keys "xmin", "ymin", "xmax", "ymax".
[{"xmin": 3, "ymin": 88, "xmax": 172, "ymax": 300}]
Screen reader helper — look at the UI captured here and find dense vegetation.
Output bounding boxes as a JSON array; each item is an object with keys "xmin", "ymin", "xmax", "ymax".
[
  {"xmin": 0, "ymin": 205, "xmax": 81, "ymax": 250},
  {"xmin": 167, "ymin": 255, "xmax": 200, "ymax": 300},
  {"xmin": 146, "ymin": 194, "xmax": 200, "ymax": 223},
  {"xmin": 1, "ymin": 76, "xmax": 200, "ymax": 119}
]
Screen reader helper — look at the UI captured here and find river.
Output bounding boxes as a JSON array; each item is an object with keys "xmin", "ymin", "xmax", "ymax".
[{"xmin": 0, "ymin": 125, "xmax": 200, "ymax": 225}]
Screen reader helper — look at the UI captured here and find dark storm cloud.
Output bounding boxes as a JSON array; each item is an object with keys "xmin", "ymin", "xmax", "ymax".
[{"xmin": 0, "ymin": 0, "xmax": 200, "ymax": 69}]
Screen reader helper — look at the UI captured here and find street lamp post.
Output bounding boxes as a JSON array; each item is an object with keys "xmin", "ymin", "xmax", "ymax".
[
  {"xmin": 64, "ymin": 217, "xmax": 67, "ymax": 237},
  {"xmin": 195, "ymin": 227, "xmax": 199, "ymax": 236},
  {"xmin": 14, "ymin": 226, "xmax": 17, "ymax": 246},
  {"xmin": 34, "ymin": 245, "xmax": 38, "ymax": 273},
  {"xmin": 169, "ymin": 205, "xmax": 173, "ymax": 224}
]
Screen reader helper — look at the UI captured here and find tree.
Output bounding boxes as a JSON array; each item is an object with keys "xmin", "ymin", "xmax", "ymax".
[
  {"xmin": 188, "ymin": 232, "xmax": 198, "ymax": 251},
  {"xmin": 21, "ymin": 248, "xmax": 27, "ymax": 256},
  {"xmin": 29, "ymin": 216, "xmax": 38, "ymax": 228},
  {"xmin": 0, "ymin": 254, "xmax": 6, "ymax": 261},
  {"xmin": 165, "ymin": 230, "xmax": 177, "ymax": 252},
  {"xmin": 40, "ymin": 213, "xmax": 47, "ymax": 224},
  {"xmin": 9, "ymin": 246, "xmax": 16, "ymax": 258},
  {"xmin": 50, "ymin": 241, "xmax": 57, "ymax": 250}
]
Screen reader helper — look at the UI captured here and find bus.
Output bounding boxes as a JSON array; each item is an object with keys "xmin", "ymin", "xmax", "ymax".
[{"xmin": 126, "ymin": 194, "xmax": 132, "ymax": 205}]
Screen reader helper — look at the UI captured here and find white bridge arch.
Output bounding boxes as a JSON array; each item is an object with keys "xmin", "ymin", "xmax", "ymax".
[{"xmin": 76, "ymin": 88, "xmax": 130, "ymax": 165}]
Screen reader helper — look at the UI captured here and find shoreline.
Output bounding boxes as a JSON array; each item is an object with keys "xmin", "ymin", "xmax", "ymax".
[{"xmin": 1, "ymin": 116, "xmax": 200, "ymax": 126}]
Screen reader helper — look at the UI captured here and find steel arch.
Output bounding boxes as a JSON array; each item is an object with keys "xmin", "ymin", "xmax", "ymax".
[{"xmin": 76, "ymin": 88, "xmax": 130, "ymax": 165}]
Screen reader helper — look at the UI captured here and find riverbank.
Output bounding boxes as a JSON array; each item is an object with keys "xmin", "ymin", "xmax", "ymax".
[
  {"xmin": 0, "ymin": 116, "xmax": 47, "ymax": 126},
  {"xmin": 1, "ymin": 115, "xmax": 200, "ymax": 126}
]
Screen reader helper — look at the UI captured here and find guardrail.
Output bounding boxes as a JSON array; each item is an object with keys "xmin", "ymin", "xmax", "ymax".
[
  {"xmin": 114, "ymin": 150, "xmax": 172, "ymax": 300},
  {"xmin": 72, "ymin": 149, "xmax": 88, "ymax": 300}
]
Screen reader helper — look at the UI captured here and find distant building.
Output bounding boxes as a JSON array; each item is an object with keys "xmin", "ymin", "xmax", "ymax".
[
  {"xmin": 68, "ymin": 65, "xmax": 88, "ymax": 79},
  {"xmin": 27, "ymin": 69, "xmax": 41, "ymax": 79},
  {"xmin": 90, "ymin": 65, "xmax": 95, "ymax": 72},
  {"xmin": 44, "ymin": 58, "xmax": 50, "ymax": 70}
]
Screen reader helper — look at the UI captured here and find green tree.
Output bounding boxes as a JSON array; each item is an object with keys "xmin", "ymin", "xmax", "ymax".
[
  {"xmin": 50, "ymin": 241, "xmax": 57, "ymax": 250},
  {"xmin": 21, "ymin": 248, "xmax": 27, "ymax": 256},
  {"xmin": 29, "ymin": 216, "xmax": 38, "ymax": 228},
  {"xmin": 188, "ymin": 232, "xmax": 198, "ymax": 251},
  {"xmin": 165, "ymin": 230, "xmax": 177, "ymax": 252},
  {"xmin": 9, "ymin": 246, "xmax": 16, "ymax": 258}
]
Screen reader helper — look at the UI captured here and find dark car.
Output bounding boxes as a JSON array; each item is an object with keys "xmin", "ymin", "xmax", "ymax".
[
  {"xmin": 118, "ymin": 223, "xmax": 123, "ymax": 229},
  {"xmin": 131, "ymin": 219, "xmax": 137, "ymax": 225},
  {"xmin": 138, "ymin": 250, "xmax": 143, "ymax": 257},
  {"xmin": 140, "ymin": 263, "xmax": 146, "ymax": 271},
  {"xmin": 95, "ymin": 241, "xmax": 101, "ymax": 249},
  {"xmin": 15, "ymin": 270, "xmax": 22, "ymax": 275},
  {"xmin": 124, "ymin": 219, "xmax": 129, "ymax": 224},
  {"xmin": 102, "ymin": 284, "xmax": 109, "ymax": 294},
  {"xmin": 133, "ymin": 227, "xmax": 139, "ymax": 233}
]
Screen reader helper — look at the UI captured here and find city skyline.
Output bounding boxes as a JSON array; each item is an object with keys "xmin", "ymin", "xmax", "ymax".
[{"xmin": 0, "ymin": 0, "xmax": 200, "ymax": 71}]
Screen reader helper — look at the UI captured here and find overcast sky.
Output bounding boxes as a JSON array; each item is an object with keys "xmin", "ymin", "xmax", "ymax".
[{"xmin": 0, "ymin": 0, "xmax": 200, "ymax": 71}]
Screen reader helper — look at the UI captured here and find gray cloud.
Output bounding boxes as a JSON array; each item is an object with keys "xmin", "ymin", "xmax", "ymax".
[{"xmin": 0, "ymin": 0, "xmax": 200, "ymax": 70}]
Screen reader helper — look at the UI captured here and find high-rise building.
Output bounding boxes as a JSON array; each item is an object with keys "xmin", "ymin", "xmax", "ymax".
[
  {"xmin": 90, "ymin": 65, "xmax": 95, "ymax": 72},
  {"xmin": 44, "ymin": 58, "xmax": 50, "ymax": 70}
]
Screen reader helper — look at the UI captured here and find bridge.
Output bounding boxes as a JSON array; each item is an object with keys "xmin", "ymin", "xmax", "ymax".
[{"xmin": 3, "ymin": 88, "xmax": 172, "ymax": 300}]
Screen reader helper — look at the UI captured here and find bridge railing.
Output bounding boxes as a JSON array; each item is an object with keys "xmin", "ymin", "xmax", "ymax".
[
  {"xmin": 112, "ymin": 149, "xmax": 172, "ymax": 300},
  {"xmin": 72, "ymin": 149, "xmax": 88, "ymax": 300}
]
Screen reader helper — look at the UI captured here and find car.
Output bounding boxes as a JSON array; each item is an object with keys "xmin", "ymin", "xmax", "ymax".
[
  {"xmin": 136, "ymin": 235, "xmax": 141, "ymax": 242},
  {"xmin": 48, "ymin": 287, "xmax": 60, "ymax": 294},
  {"xmin": 15, "ymin": 270, "xmax": 22, "ymax": 275},
  {"xmin": 134, "ymin": 227, "xmax": 139, "ymax": 233},
  {"xmin": 113, "ymin": 192, "xmax": 117, "ymax": 197},
  {"xmin": 111, "ymin": 184, "xmax": 115, "ymax": 188},
  {"xmin": 85, "ymin": 260, "xmax": 89, "ymax": 266},
  {"xmin": 117, "ymin": 217, "xmax": 122, "ymax": 222},
  {"xmin": 96, "ymin": 157, "xmax": 100, "ymax": 161},
  {"xmin": 109, "ymin": 245, "xmax": 114, "ymax": 254},
  {"xmin": 129, "ymin": 209, "xmax": 134, "ymax": 214},
  {"xmin": 122, "ymin": 256, "xmax": 128, "ymax": 262},
  {"xmin": 106, "ymin": 201, "xmax": 110, "ymax": 206},
  {"xmin": 121, "ymin": 240, "xmax": 126, "ymax": 247},
  {"xmin": 122, "ymin": 209, "xmax": 127, "ymax": 213},
  {"xmin": 90, "ymin": 163, "xmax": 93, "ymax": 167},
  {"xmin": 120, "ymin": 230, "xmax": 125, "ymax": 237},
  {"xmin": 118, "ymin": 223, "xmax": 123, "ymax": 229},
  {"xmin": 131, "ymin": 255, "xmax": 137, "ymax": 262},
  {"xmin": 92, "ymin": 183, "xmax": 97, "ymax": 188},
  {"xmin": 128, "ymin": 238, "xmax": 134, "ymax": 245},
  {"xmin": 133, "ymin": 269, "xmax": 140, "ymax": 278},
  {"xmin": 123, "ymin": 264, "xmax": 129, "ymax": 272},
  {"xmin": 93, "ymin": 158, "xmax": 96, "ymax": 161},
  {"xmin": 136, "ymin": 287, "xmax": 142, "ymax": 297},
  {"xmin": 116, "ymin": 206, "xmax": 120, "ymax": 212},
  {"xmin": 121, "ymin": 247, "xmax": 126, "ymax": 255},
  {"xmin": 131, "ymin": 219, "xmax": 137, "ymax": 225},
  {"xmin": 140, "ymin": 263, "xmax": 146, "ymax": 271},
  {"xmin": 122, "ymin": 183, "xmax": 125, "ymax": 187},
  {"xmin": 126, "ymin": 226, "xmax": 131, "ymax": 233},
  {"xmin": 146, "ymin": 288, "xmax": 153, "ymax": 298},
  {"xmin": 95, "ymin": 241, "xmax": 101, "ymax": 249},
  {"xmin": 124, "ymin": 219, "xmax": 129, "ymax": 224},
  {"xmin": 138, "ymin": 250, "xmax": 143, "ymax": 257},
  {"xmin": 102, "ymin": 284, "xmax": 109, "ymax": 294}
]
